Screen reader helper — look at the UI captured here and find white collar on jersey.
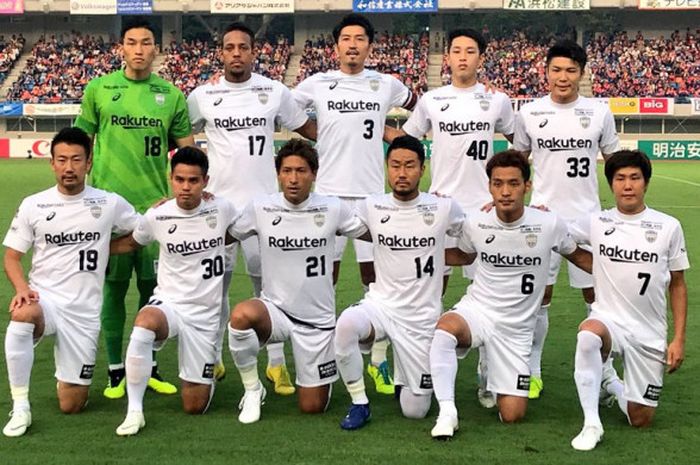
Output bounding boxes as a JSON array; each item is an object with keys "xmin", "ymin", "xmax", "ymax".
[
  {"xmin": 389, "ymin": 192, "xmax": 422, "ymax": 208},
  {"xmin": 547, "ymin": 94, "xmax": 582, "ymax": 109},
  {"xmin": 613, "ymin": 205, "xmax": 648, "ymax": 222},
  {"xmin": 281, "ymin": 192, "xmax": 313, "ymax": 210},
  {"xmin": 54, "ymin": 185, "xmax": 88, "ymax": 201}
]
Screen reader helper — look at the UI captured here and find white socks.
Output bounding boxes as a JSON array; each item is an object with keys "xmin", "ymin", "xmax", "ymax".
[
  {"xmin": 430, "ymin": 329, "xmax": 459, "ymax": 407},
  {"xmin": 529, "ymin": 304, "xmax": 549, "ymax": 378},
  {"xmin": 370, "ymin": 339, "xmax": 389, "ymax": 367},
  {"xmin": 5, "ymin": 321, "xmax": 35, "ymax": 411},
  {"xmin": 266, "ymin": 342, "xmax": 285, "ymax": 368},
  {"xmin": 335, "ymin": 306, "xmax": 372, "ymax": 403},
  {"xmin": 574, "ymin": 330, "xmax": 603, "ymax": 427},
  {"xmin": 125, "ymin": 327, "xmax": 155, "ymax": 413},
  {"xmin": 228, "ymin": 325, "xmax": 261, "ymax": 391}
]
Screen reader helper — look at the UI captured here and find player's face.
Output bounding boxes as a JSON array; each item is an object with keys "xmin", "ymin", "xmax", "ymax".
[
  {"xmin": 546, "ymin": 57, "xmax": 582, "ymax": 104},
  {"xmin": 171, "ymin": 164, "xmax": 209, "ymax": 210},
  {"xmin": 51, "ymin": 142, "xmax": 91, "ymax": 195},
  {"xmin": 489, "ymin": 166, "xmax": 531, "ymax": 220},
  {"xmin": 221, "ymin": 30, "xmax": 255, "ymax": 82},
  {"xmin": 121, "ymin": 27, "xmax": 156, "ymax": 76},
  {"xmin": 335, "ymin": 25, "xmax": 371, "ymax": 73},
  {"xmin": 387, "ymin": 148, "xmax": 424, "ymax": 201},
  {"xmin": 448, "ymin": 36, "xmax": 483, "ymax": 86},
  {"xmin": 278, "ymin": 155, "xmax": 316, "ymax": 205},
  {"xmin": 611, "ymin": 166, "xmax": 647, "ymax": 214}
]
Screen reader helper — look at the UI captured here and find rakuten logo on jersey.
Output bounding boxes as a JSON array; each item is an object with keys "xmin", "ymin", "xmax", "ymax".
[
  {"xmin": 166, "ymin": 237, "xmax": 224, "ymax": 256},
  {"xmin": 536, "ymin": 138, "xmax": 592, "ymax": 151},
  {"xmin": 327, "ymin": 100, "xmax": 380, "ymax": 113},
  {"xmin": 480, "ymin": 252, "xmax": 542, "ymax": 267},
  {"xmin": 599, "ymin": 244, "xmax": 659, "ymax": 263},
  {"xmin": 110, "ymin": 115, "xmax": 164, "ymax": 129},
  {"xmin": 438, "ymin": 120, "xmax": 491, "ymax": 135},
  {"xmin": 268, "ymin": 236, "xmax": 328, "ymax": 251},
  {"xmin": 377, "ymin": 234, "xmax": 436, "ymax": 250},
  {"xmin": 213, "ymin": 116, "xmax": 268, "ymax": 131},
  {"xmin": 45, "ymin": 231, "xmax": 101, "ymax": 246}
]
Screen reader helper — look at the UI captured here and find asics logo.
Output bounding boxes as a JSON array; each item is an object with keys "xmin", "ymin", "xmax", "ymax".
[
  {"xmin": 272, "ymin": 216, "xmax": 282, "ymax": 226},
  {"xmin": 539, "ymin": 119, "xmax": 548, "ymax": 128},
  {"xmin": 46, "ymin": 211, "xmax": 56, "ymax": 221},
  {"xmin": 380, "ymin": 215, "xmax": 391, "ymax": 224},
  {"xmin": 168, "ymin": 224, "xmax": 177, "ymax": 234},
  {"xmin": 214, "ymin": 97, "xmax": 223, "ymax": 106},
  {"xmin": 112, "ymin": 93, "xmax": 122, "ymax": 101},
  {"xmin": 329, "ymin": 81, "xmax": 338, "ymax": 90},
  {"xmin": 441, "ymin": 104, "xmax": 450, "ymax": 111},
  {"xmin": 604, "ymin": 227, "xmax": 615, "ymax": 236},
  {"xmin": 485, "ymin": 234, "xmax": 495, "ymax": 244}
]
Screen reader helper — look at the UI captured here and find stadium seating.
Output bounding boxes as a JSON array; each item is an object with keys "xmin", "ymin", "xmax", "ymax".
[{"xmin": 0, "ymin": 35, "xmax": 25, "ymax": 86}]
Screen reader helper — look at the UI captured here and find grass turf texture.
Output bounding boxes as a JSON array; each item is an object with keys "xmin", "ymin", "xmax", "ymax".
[{"xmin": 0, "ymin": 159, "xmax": 697, "ymax": 465}]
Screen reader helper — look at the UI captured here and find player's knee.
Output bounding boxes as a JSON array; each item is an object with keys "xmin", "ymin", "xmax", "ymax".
[
  {"xmin": 133, "ymin": 307, "xmax": 163, "ymax": 333},
  {"xmin": 58, "ymin": 395, "xmax": 87, "ymax": 414},
  {"xmin": 299, "ymin": 396, "xmax": 327, "ymax": 414},
  {"xmin": 182, "ymin": 395, "xmax": 209, "ymax": 415},
  {"xmin": 9, "ymin": 303, "xmax": 42, "ymax": 324},
  {"xmin": 400, "ymin": 392, "xmax": 431, "ymax": 419},
  {"xmin": 230, "ymin": 302, "xmax": 259, "ymax": 330},
  {"xmin": 628, "ymin": 407, "xmax": 655, "ymax": 428},
  {"xmin": 498, "ymin": 408, "xmax": 525, "ymax": 424}
]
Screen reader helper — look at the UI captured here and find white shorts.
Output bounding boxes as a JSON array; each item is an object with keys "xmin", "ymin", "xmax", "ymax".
[
  {"xmin": 225, "ymin": 236, "xmax": 262, "ymax": 276},
  {"xmin": 586, "ymin": 311, "xmax": 665, "ymax": 407},
  {"xmin": 147, "ymin": 299, "xmax": 218, "ymax": 385},
  {"xmin": 261, "ymin": 299, "xmax": 338, "ymax": 387},
  {"xmin": 38, "ymin": 295, "xmax": 99, "ymax": 386},
  {"xmin": 353, "ymin": 299, "xmax": 434, "ymax": 396},
  {"xmin": 443, "ymin": 235, "xmax": 475, "ymax": 279},
  {"xmin": 450, "ymin": 304, "xmax": 531, "ymax": 397},
  {"xmin": 334, "ymin": 197, "xmax": 374, "ymax": 263},
  {"xmin": 547, "ymin": 248, "xmax": 593, "ymax": 288}
]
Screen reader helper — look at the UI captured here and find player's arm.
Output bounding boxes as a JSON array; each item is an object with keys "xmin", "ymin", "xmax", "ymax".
[
  {"xmin": 293, "ymin": 118, "xmax": 317, "ymax": 141},
  {"xmin": 174, "ymin": 135, "xmax": 195, "ymax": 148},
  {"xmin": 562, "ymin": 246, "xmax": 592, "ymax": 274},
  {"xmin": 3, "ymin": 247, "xmax": 39, "ymax": 311},
  {"xmin": 354, "ymin": 231, "xmax": 372, "ymax": 242},
  {"xmin": 109, "ymin": 233, "xmax": 142, "ymax": 255},
  {"xmin": 666, "ymin": 270, "xmax": 687, "ymax": 373},
  {"xmin": 445, "ymin": 248, "xmax": 476, "ymax": 266},
  {"xmin": 383, "ymin": 126, "xmax": 405, "ymax": 143},
  {"xmin": 503, "ymin": 133, "xmax": 514, "ymax": 144}
]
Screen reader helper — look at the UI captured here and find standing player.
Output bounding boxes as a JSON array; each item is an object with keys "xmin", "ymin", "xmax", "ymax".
[
  {"xmin": 112, "ymin": 147, "xmax": 237, "ymax": 436},
  {"xmin": 293, "ymin": 13, "xmax": 417, "ymax": 395},
  {"xmin": 188, "ymin": 22, "xmax": 316, "ymax": 394},
  {"xmin": 569, "ymin": 150, "xmax": 688, "ymax": 451},
  {"xmin": 75, "ymin": 18, "xmax": 194, "ymax": 399},
  {"xmin": 513, "ymin": 40, "xmax": 619, "ymax": 399},
  {"xmin": 227, "ymin": 139, "xmax": 368, "ymax": 424},
  {"xmin": 429, "ymin": 150, "xmax": 592, "ymax": 440},
  {"xmin": 3, "ymin": 128, "xmax": 138, "ymax": 437},
  {"xmin": 334, "ymin": 136, "xmax": 464, "ymax": 430}
]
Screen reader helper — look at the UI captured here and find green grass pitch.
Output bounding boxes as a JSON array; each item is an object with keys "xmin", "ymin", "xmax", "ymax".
[{"xmin": 0, "ymin": 159, "xmax": 697, "ymax": 465}]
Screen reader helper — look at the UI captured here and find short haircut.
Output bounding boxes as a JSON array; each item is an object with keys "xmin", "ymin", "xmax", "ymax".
[
  {"xmin": 546, "ymin": 40, "xmax": 587, "ymax": 71},
  {"xmin": 51, "ymin": 127, "xmax": 92, "ymax": 159},
  {"xmin": 447, "ymin": 28, "xmax": 486, "ymax": 55},
  {"xmin": 275, "ymin": 139, "xmax": 319, "ymax": 174},
  {"xmin": 170, "ymin": 146, "xmax": 209, "ymax": 176},
  {"xmin": 121, "ymin": 18, "xmax": 157, "ymax": 42},
  {"xmin": 386, "ymin": 135, "xmax": 425, "ymax": 166},
  {"xmin": 221, "ymin": 22, "xmax": 255, "ymax": 47},
  {"xmin": 604, "ymin": 150, "xmax": 652, "ymax": 186},
  {"xmin": 486, "ymin": 150, "xmax": 531, "ymax": 182},
  {"xmin": 332, "ymin": 14, "xmax": 375, "ymax": 44}
]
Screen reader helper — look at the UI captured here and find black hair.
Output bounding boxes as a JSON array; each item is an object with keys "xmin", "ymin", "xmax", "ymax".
[
  {"xmin": 546, "ymin": 40, "xmax": 587, "ymax": 71},
  {"xmin": 171, "ymin": 146, "xmax": 209, "ymax": 176},
  {"xmin": 221, "ymin": 22, "xmax": 255, "ymax": 48},
  {"xmin": 51, "ymin": 127, "xmax": 91, "ymax": 159},
  {"xmin": 447, "ymin": 28, "xmax": 486, "ymax": 55},
  {"xmin": 332, "ymin": 14, "xmax": 375, "ymax": 44},
  {"xmin": 120, "ymin": 18, "xmax": 157, "ymax": 42},
  {"xmin": 604, "ymin": 150, "xmax": 652, "ymax": 186},
  {"xmin": 275, "ymin": 139, "xmax": 319, "ymax": 174},
  {"xmin": 386, "ymin": 135, "xmax": 425, "ymax": 166},
  {"xmin": 486, "ymin": 150, "xmax": 531, "ymax": 182}
]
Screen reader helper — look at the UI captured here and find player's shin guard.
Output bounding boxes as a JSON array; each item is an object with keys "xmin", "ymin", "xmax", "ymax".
[
  {"xmin": 102, "ymin": 280, "xmax": 130, "ymax": 366},
  {"xmin": 430, "ymin": 329, "xmax": 459, "ymax": 417},
  {"xmin": 125, "ymin": 327, "xmax": 155, "ymax": 413},
  {"xmin": 266, "ymin": 342, "xmax": 285, "ymax": 368},
  {"xmin": 574, "ymin": 331, "xmax": 603, "ymax": 427},
  {"xmin": 335, "ymin": 309, "xmax": 371, "ymax": 404},
  {"xmin": 228, "ymin": 325, "xmax": 261, "ymax": 390},
  {"xmin": 529, "ymin": 304, "xmax": 549, "ymax": 378},
  {"xmin": 5, "ymin": 322, "xmax": 35, "ymax": 411}
]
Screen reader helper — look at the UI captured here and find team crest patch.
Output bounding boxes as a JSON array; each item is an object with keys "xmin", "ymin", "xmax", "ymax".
[
  {"xmin": 516, "ymin": 374, "xmax": 530, "ymax": 391},
  {"xmin": 318, "ymin": 360, "xmax": 337, "ymax": 380},
  {"xmin": 423, "ymin": 212, "xmax": 435, "ymax": 226},
  {"xmin": 90, "ymin": 206, "xmax": 102, "ymax": 219},
  {"xmin": 155, "ymin": 93, "xmax": 165, "ymax": 106},
  {"xmin": 206, "ymin": 215, "xmax": 217, "ymax": 229},
  {"xmin": 79, "ymin": 364, "xmax": 95, "ymax": 380},
  {"xmin": 645, "ymin": 230, "xmax": 658, "ymax": 243},
  {"xmin": 479, "ymin": 99, "xmax": 490, "ymax": 111},
  {"xmin": 314, "ymin": 213, "xmax": 325, "ymax": 227},
  {"xmin": 369, "ymin": 79, "xmax": 380, "ymax": 92},
  {"xmin": 525, "ymin": 233, "xmax": 537, "ymax": 248},
  {"xmin": 580, "ymin": 116, "xmax": 591, "ymax": 128},
  {"xmin": 258, "ymin": 92, "xmax": 269, "ymax": 105}
]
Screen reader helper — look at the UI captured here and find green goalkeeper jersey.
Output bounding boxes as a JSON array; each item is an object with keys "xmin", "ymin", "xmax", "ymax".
[{"xmin": 75, "ymin": 70, "xmax": 192, "ymax": 213}]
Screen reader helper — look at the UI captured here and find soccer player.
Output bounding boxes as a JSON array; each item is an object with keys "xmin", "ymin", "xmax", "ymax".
[
  {"xmin": 513, "ymin": 40, "xmax": 619, "ymax": 399},
  {"xmin": 569, "ymin": 150, "xmax": 688, "ymax": 451},
  {"xmin": 75, "ymin": 18, "xmax": 195, "ymax": 399},
  {"xmin": 188, "ymin": 22, "xmax": 316, "ymax": 394},
  {"xmin": 112, "ymin": 147, "xmax": 237, "ymax": 436},
  {"xmin": 227, "ymin": 139, "xmax": 368, "ymax": 424},
  {"xmin": 429, "ymin": 150, "xmax": 592, "ymax": 440},
  {"xmin": 293, "ymin": 13, "xmax": 417, "ymax": 395},
  {"xmin": 2, "ymin": 128, "xmax": 138, "ymax": 437},
  {"xmin": 334, "ymin": 135, "xmax": 465, "ymax": 430}
]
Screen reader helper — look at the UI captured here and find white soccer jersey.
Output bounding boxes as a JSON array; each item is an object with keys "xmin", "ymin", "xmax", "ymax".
[
  {"xmin": 457, "ymin": 207, "xmax": 577, "ymax": 335},
  {"xmin": 403, "ymin": 83, "xmax": 514, "ymax": 209},
  {"xmin": 570, "ymin": 207, "xmax": 689, "ymax": 350},
  {"xmin": 358, "ymin": 193, "xmax": 464, "ymax": 333},
  {"xmin": 188, "ymin": 73, "xmax": 309, "ymax": 205},
  {"xmin": 133, "ymin": 197, "xmax": 237, "ymax": 328},
  {"xmin": 513, "ymin": 95, "xmax": 619, "ymax": 219},
  {"xmin": 230, "ymin": 193, "xmax": 367, "ymax": 328},
  {"xmin": 293, "ymin": 69, "xmax": 412, "ymax": 197},
  {"xmin": 3, "ymin": 186, "xmax": 138, "ymax": 324}
]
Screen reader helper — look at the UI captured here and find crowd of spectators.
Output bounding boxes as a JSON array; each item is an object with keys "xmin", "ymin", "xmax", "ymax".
[{"xmin": 0, "ymin": 34, "xmax": 25, "ymax": 86}]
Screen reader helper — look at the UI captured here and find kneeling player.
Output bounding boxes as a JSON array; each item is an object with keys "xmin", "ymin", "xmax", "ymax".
[
  {"xmin": 430, "ymin": 150, "xmax": 592, "ymax": 439},
  {"xmin": 227, "ymin": 140, "xmax": 368, "ymax": 423},
  {"xmin": 3, "ymin": 128, "xmax": 138, "ymax": 437},
  {"xmin": 569, "ymin": 150, "xmax": 688, "ymax": 451},
  {"xmin": 335, "ymin": 135, "xmax": 465, "ymax": 430},
  {"xmin": 112, "ymin": 147, "xmax": 238, "ymax": 436}
]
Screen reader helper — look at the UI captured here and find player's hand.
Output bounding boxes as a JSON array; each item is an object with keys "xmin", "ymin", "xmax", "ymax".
[
  {"xmin": 430, "ymin": 191, "xmax": 450, "ymax": 198},
  {"xmin": 202, "ymin": 191, "xmax": 215, "ymax": 201},
  {"xmin": 151, "ymin": 197, "xmax": 170, "ymax": 209},
  {"xmin": 481, "ymin": 201, "xmax": 494, "ymax": 212},
  {"xmin": 666, "ymin": 339, "xmax": 684, "ymax": 373},
  {"xmin": 9, "ymin": 288, "xmax": 39, "ymax": 312},
  {"xmin": 531, "ymin": 204, "xmax": 550, "ymax": 212}
]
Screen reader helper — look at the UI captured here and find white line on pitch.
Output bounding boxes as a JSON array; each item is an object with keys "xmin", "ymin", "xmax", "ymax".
[{"xmin": 655, "ymin": 175, "xmax": 700, "ymax": 188}]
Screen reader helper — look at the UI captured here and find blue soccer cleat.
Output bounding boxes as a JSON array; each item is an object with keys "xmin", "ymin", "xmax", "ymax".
[{"xmin": 340, "ymin": 403, "xmax": 371, "ymax": 430}]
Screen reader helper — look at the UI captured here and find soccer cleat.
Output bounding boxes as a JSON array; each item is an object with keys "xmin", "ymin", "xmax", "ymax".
[
  {"xmin": 431, "ymin": 412, "xmax": 459, "ymax": 440},
  {"xmin": 214, "ymin": 362, "xmax": 226, "ymax": 382},
  {"xmin": 528, "ymin": 376, "xmax": 544, "ymax": 399},
  {"xmin": 3, "ymin": 410, "xmax": 31, "ymax": 437},
  {"xmin": 340, "ymin": 403, "xmax": 371, "ymax": 430},
  {"xmin": 147, "ymin": 375, "xmax": 177, "ymax": 395},
  {"xmin": 103, "ymin": 377, "xmax": 126, "ymax": 399},
  {"xmin": 116, "ymin": 411, "xmax": 146, "ymax": 436},
  {"xmin": 571, "ymin": 424, "xmax": 604, "ymax": 451},
  {"xmin": 238, "ymin": 385, "xmax": 266, "ymax": 424},
  {"xmin": 367, "ymin": 361, "xmax": 394, "ymax": 395},
  {"xmin": 477, "ymin": 387, "xmax": 497, "ymax": 409},
  {"xmin": 265, "ymin": 364, "xmax": 295, "ymax": 396}
]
